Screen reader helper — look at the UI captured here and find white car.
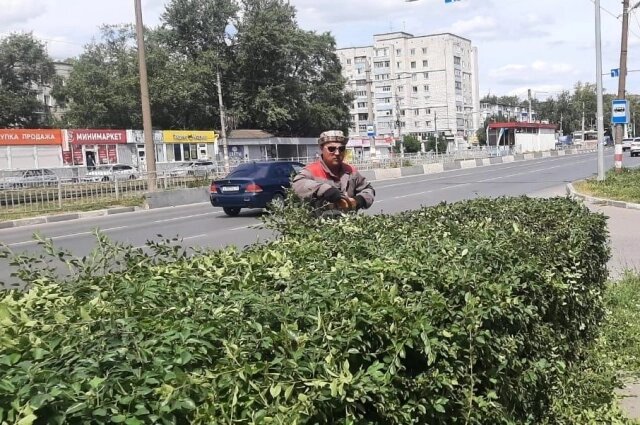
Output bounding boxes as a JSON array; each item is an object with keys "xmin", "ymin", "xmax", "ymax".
[
  {"xmin": 622, "ymin": 138, "xmax": 634, "ymax": 152},
  {"xmin": 81, "ymin": 165, "xmax": 138, "ymax": 182},
  {"xmin": 0, "ymin": 169, "xmax": 59, "ymax": 189},
  {"xmin": 168, "ymin": 160, "xmax": 218, "ymax": 177},
  {"xmin": 630, "ymin": 140, "xmax": 640, "ymax": 157}
]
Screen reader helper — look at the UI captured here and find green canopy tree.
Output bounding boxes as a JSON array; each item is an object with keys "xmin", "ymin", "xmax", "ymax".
[
  {"xmin": 399, "ymin": 134, "xmax": 422, "ymax": 153},
  {"xmin": 54, "ymin": 25, "xmax": 141, "ymax": 128},
  {"xmin": 0, "ymin": 32, "xmax": 55, "ymax": 128},
  {"xmin": 230, "ymin": 0, "xmax": 351, "ymax": 136}
]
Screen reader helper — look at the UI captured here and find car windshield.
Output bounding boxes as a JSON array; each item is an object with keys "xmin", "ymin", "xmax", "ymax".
[{"xmin": 226, "ymin": 163, "xmax": 269, "ymax": 179}]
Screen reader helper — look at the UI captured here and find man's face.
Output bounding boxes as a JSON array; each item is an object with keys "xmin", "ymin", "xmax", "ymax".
[{"xmin": 321, "ymin": 143, "xmax": 346, "ymax": 167}]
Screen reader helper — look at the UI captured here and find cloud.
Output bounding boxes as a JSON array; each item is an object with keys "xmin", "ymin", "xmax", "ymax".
[
  {"xmin": 488, "ymin": 61, "xmax": 578, "ymax": 86},
  {"xmin": 0, "ymin": 0, "xmax": 47, "ymax": 26}
]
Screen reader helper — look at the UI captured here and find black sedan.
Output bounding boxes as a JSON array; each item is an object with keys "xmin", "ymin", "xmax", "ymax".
[{"xmin": 210, "ymin": 161, "xmax": 304, "ymax": 216}]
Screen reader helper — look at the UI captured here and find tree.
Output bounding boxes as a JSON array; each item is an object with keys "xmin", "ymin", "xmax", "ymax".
[
  {"xmin": 425, "ymin": 134, "xmax": 447, "ymax": 153},
  {"xmin": 399, "ymin": 134, "xmax": 421, "ymax": 153},
  {"xmin": 54, "ymin": 25, "xmax": 142, "ymax": 128},
  {"xmin": 0, "ymin": 32, "xmax": 55, "ymax": 128},
  {"xmin": 230, "ymin": 0, "xmax": 351, "ymax": 135}
]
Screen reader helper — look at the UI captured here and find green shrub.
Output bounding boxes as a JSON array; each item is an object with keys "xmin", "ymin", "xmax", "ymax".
[{"xmin": 0, "ymin": 197, "xmax": 611, "ymax": 424}]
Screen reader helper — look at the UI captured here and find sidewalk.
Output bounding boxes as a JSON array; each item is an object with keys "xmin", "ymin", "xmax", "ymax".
[{"xmin": 567, "ymin": 184, "xmax": 640, "ymax": 420}]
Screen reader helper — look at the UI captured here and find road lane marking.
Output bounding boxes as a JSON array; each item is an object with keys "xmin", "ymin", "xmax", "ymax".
[
  {"xmin": 182, "ymin": 234, "xmax": 207, "ymax": 241},
  {"xmin": 154, "ymin": 211, "xmax": 221, "ymax": 223},
  {"xmin": 6, "ymin": 225, "xmax": 129, "ymax": 247}
]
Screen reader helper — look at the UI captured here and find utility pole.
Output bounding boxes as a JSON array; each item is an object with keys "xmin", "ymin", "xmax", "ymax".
[
  {"xmin": 595, "ymin": 0, "xmax": 605, "ymax": 180},
  {"xmin": 365, "ymin": 60, "xmax": 377, "ymax": 162},
  {"xmin": 216, "ymin": 69, "xmax": 230, "ymax": 173},
  {"xmin": 582, "ymin": 102, "xmax": 585, "ymax": 140},
  {"xmin": 434, "ymin": 110, "xmax": 439, "ymax": 156},
  {"xmin": 134, "ymin": 0, "xmax": 156, "ymax": 191},
  {"xmin": 527, "ymin": 89, "xmax": 533, "ymax": 123},
  {"xmin": 615, "ymin": 0, "xmax": 630, "ymax": 172},
  {"xmin": 394, "ymin": 90, "xmax": 404, "ymax": 159}
]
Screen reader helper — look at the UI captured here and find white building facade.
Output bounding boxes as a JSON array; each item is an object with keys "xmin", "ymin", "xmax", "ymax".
[{"xmin": 337, "ymin": 32, "xmax": 480, "ymax": 150}]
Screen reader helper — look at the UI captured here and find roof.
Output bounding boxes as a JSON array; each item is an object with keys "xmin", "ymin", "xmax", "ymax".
[
  {"xmin": 228, "ymin": 129, "xmax": 274, "ymax": 139},
  {"xmin": 488, "ymin": 122, "xmax": 557, "ymax": 130}
]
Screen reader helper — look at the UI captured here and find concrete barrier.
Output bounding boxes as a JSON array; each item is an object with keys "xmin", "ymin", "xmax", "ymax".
[
  {"xmin": 502, "ymin": 155, "xmax": 515, "ymax": 163},
  {"xmin": 423, "ymin": 163, "xmax": 444, "ymax": 174},
  {"xmin": 542, "ymin": 152, "xmax": 551, "ymax": 158},
  {"xmin": 360, "ymin": 170, "xmax": 376, "ymax": 181},
  {"xmin": 460, "ymin": 160, "xmax": 477, "ymax": 169},
  {"xmin": 443, "ymin": 161, "xmax": 462, "ymax": 171},
  {"xmin": 524, "ymin": 153, "xmax": 535, "ymax": 160},
  {"xmin": 557, "ymin": 151, "xmax": 566, "ymax": 156},
  {"xmin": 374, "ymin": 168, "xmax": 402, "ymax": 180},
  {"xmin": 145, "ymin": 187, "xmax": 209, "ymax": 209},
  {"xmin": 401, "ymin": 165, "xmax": 425, "ymax": 177},
  {"xmin": 489, "ymin": 157, "xmax": 502, "ymax": 164},
  {"xmin": 514, "ymin": 154, "xmax": 525, "ymax": 161}
]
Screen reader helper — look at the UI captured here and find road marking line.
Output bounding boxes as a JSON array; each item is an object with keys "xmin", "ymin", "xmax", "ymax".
[
  {"xmin": 154, "ymin": 211, "xmax": 221, "ymax": 223},
  {"xmin": 229, "ymin": 225, "xmax": 252, "ymax": 231},
  {"xmin": 182, "ymin": 234, "xmax": 207, "ymax": 241},
  {"xmin": 102, "ymin": 226, "xmax": 127, "ymax": 232}
]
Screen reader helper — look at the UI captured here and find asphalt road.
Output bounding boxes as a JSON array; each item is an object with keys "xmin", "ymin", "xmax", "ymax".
[{"xmin": 1, "ymin": 148, "xmax": 638, "ymax": 287}]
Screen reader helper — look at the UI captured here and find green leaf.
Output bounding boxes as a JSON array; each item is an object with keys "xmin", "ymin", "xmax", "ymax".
[
  {"xmin": 111, "ymin": 415, "xmax": 126, "ymax": 423},
  {"xmin": 16, "ymin": 414, "xmax": 38, "ymax": 425},
  {"xmin": 269, "ymin": 383, "xmax": 282, "ymax": 398}
]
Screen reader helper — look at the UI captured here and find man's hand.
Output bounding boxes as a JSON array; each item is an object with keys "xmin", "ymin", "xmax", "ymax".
[{"xmin": 335, "ymin": 197, "xmax": 358, "ymax": 211}]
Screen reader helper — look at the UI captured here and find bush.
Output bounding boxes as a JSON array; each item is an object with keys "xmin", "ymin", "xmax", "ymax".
[{"xmin": 0, "ymin": 197, "xmax": 611, "ymax": 424}]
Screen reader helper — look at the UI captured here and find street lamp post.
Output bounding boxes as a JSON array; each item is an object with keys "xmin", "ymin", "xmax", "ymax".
[{"xmin": 595, "ymin": 0, "xmax": 605, "ymax": 180}]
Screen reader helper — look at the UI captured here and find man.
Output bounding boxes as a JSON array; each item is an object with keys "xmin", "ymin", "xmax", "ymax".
[{"xmin": 292, "ymin": 130, "xmax": 375, "ymax": 214}]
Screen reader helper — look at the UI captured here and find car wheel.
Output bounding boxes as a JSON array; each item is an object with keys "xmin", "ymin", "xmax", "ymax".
[
  {"xmin": 101, "ymin": 176, "xmax": 110, "ymax": 182},
  {"xmin": 129, "ymin": 174, "xmax": 136, "ymax": 180},
  {"xmin": 267, "ymin": 192, "xmax": 286, "ymax": 211},
  {"xmin": 223, "ymin": 207, "xmax": 241, "ymax": 217}
]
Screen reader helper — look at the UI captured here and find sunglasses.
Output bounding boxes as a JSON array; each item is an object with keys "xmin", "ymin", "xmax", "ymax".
[{"xmin": 326, "ymin": 146, "xmax": 346, "ymax": 153}]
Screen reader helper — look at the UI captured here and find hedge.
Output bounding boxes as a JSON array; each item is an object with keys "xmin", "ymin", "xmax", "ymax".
[{"xmin": 0, "ymin": 196, "xmax": 610, "ymax": 424}]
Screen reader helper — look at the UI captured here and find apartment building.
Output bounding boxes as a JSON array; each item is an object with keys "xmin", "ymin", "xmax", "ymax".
[
  {"xmin": 337, "ymin": 32, "xmax": 480, "ymax": 150},
  {"xmin": 34, "ymin": 62, "xmax": 72, "ymax": 124},
  {"xmin": 479, "ymin": 101, "xmax": 537, "ymax": 123}
]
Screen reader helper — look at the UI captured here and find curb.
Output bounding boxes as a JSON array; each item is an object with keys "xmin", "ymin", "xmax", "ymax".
[
  {"xmin": 0, "ymin": 149, "xmax": 599, "ymax": 230},
  {"xmin": 0, "ymin": 206, "xmax": 142, "ymax": 230},
  {"xmin": 566, "ymin": 182, "xmax": 640, "ymax": 210}
]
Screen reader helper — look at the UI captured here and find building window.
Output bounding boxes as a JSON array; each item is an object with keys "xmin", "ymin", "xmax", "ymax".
[
  {"xmin": 382, "ymin": 86, "xmax": 391, "ymax": 92},
  {"xmin": 356, "ymin": 90, "xmax": 367, "ymax": 96},
  {"xmin": 455, "ymin": 81, "xmax": 462, "ymax": 90},
  {"xmin": 422, "ymin": 47, "xmax": 428, "ymax": 54},
  {"xmin": 397, "ymin": 85, "xmax": 404, "ymax": 92},
  {"xmin": 359, "ymin": 124, "xmax": 367, "ymax": 131},
  {"xmin": 382, "ymin": 97, "xmax": 392, "ymax": 103},
  {"xmin": 426, "ymin": 120, "xmax": 432, "ymax": 127},
  {"xmin": 357, "ymin": 102, "xmax": 367, "ymax": 108},
  {"xmin": 396, "ymin": 48, "xmax": 402, "ymax": 55},
  {"xmin": 346, "ymin": 59, "xmax": 351, "ymax": 65},
  {"xmin": 411, "ymin": 61, "xmax": 416, "ymax": 69},
  {"xmin": 423, "ymin": 72, "xmax": 429, "ymax": 79},
  {"xmin": 397, "ymin": 61, "xmax": 402, "ymax": 69},
  {"xmin": 414, "ymin": 109, "xmax": 420, "ymax": 116},
  {"xmin": 426, "ymin": 108, "xmax": 432, "ymax": 114},
  {"xmin": 414, "ymin": 121, "xmax": 420, "ymax": 127},
  {"xmin": 423, "ymin": 85, "xmax": 429, "ymax": 92},
  {"xmin": 412, "ymin": 74, "xmax": 418, "ymax": 81},
  {"xmin": 454, "ymin": 56, "xmax": 461, "ymax": 65},
  {"xmin": 413, "ymin": 86, "xmax": 418, "ymax": 93},
  {"xmin": 410, "ymin": 48, "xmax": 415, "ymax": 55},
  {"xmin": 422, "ymin": 60, "xmax": 428, "ymax": 67},
  {"xmin": 358, "ymin": 113, "xmax": 369, "ymax": 120}
]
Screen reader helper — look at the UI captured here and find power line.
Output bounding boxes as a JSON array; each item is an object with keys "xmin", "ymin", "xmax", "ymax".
[{"xmin": 588, "ymin": 0, "xmax": 640, "ymax": 40}]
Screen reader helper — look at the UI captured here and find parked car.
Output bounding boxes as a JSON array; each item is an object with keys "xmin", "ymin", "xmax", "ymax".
[
  {"xmin": 209, "ymin": 161, "xmax": 304, "ymax": 216},
  {"xmin": 81, "ymin": 165, "xmax": 138, "ymax": 182},
  {"xmin": 630, "ymin": 139, "xmax": 640, "ymax": 157},
  {"xmin": 0, "ymin": 168, "xmax": 59, "ymax": 189},
  {"xmin": 168, "ymin": 160, "xmax": 218, "ymax": 177},
  {"xmin": 622, "ymin": 138, "xmax": 634, "ymax": 152}
]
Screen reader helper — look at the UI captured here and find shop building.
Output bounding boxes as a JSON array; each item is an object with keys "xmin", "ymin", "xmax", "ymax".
[
  {"xmin": 487, "ymin": 122, "xmax": 557, "ymax": 153},
  {"xmin": 0, "ymin": 129, "xmax": 63, "ymax": 169},
  {"xmin": 63, "ymin": 129, "xmax": 131, "ymax": 167}
]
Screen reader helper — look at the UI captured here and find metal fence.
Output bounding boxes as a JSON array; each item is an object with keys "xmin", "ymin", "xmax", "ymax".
[{"xmin": 0, "ymin": 146, "xmax": 521, "ymax": 219}]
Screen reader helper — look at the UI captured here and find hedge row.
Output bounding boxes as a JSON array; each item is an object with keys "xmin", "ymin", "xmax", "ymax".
[{"xmin": 0, "ymin": 197, "xmax": 609, "ymax": 424}]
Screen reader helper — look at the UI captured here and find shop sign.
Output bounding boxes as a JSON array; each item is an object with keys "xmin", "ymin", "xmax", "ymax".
[
  {"xmin": 163, "ymin": 130, "xmax": 218, "ymax": 144},
  {"xmin": 68, "ymin": 129, "xmax": 127, "ymax": 144},
  {"xmin": 0, "ymin": 129, "xmax": 63, "ymax": 146},
  {"xmin": 62, "ymin": 151, "xmax": 73, "ymax": 165},
  {"xmin": 107, "ymin": 145, "xmax": 118, "ymax": 163},
  {"xmin": 128, "ymin": 129, "xmax": 163, "ymax": 144}
]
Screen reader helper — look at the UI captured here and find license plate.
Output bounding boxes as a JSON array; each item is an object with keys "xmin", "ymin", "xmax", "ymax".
[{"xmin": 221, "ymin": 186, "xmax": 239, "ymax": 192}]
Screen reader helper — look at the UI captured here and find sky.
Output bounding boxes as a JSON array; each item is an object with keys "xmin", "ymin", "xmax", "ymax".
[{"xmin": 3, "ymin": 0, "xmax": 640, "ymax": 101}]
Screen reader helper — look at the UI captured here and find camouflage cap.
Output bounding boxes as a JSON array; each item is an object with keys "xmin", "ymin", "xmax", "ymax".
[{"xmin": 318, "ymin": 130, "xmax": 347, "ymax": 146}]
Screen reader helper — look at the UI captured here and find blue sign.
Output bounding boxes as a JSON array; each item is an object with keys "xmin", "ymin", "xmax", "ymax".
[
  {"xmin": 366, "ymin": 125, "xmax": 375, "ymax": 137},
  {"xmin": 612, "ymin": 99, "xmax": 629, "ymax": 124},
  {"xmin": 611, "ymin": 68, "xmax": 620, "ymax": 78}
]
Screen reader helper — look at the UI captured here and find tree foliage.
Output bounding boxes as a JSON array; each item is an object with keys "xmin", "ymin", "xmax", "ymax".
[
  {"xmin": 400, "ymin": 134, "xmax": 421, "ymax": 153},
  {"xmin": 0, "ymin": 33, "xmax": 55, "ymax": 128}
]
